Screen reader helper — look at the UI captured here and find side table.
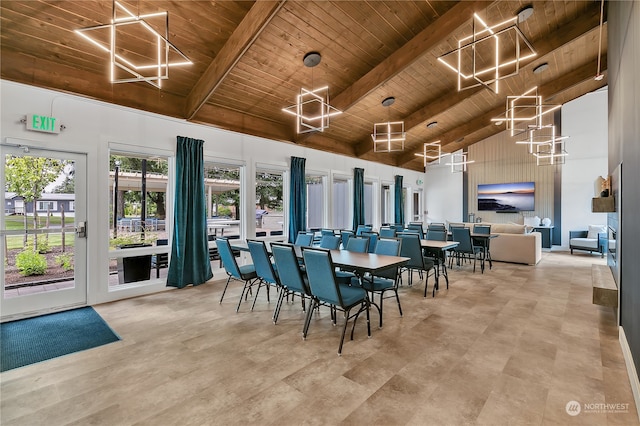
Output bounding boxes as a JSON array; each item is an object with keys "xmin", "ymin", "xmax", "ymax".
[{"xmin": 534, "ymin": 226, "xmax": 554, "ymax": 249}]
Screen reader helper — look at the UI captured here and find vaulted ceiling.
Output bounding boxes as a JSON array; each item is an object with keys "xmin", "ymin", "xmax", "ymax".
[{"xmin": 0, "ymin": 1, "xmax": 607, "ymax": 171}]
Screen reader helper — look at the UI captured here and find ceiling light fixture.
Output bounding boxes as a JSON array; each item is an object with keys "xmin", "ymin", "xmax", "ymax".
[
  {"xmin": 426, "ymin": 121, "xmax": 438, "ymax": 129},
  {"xmin": 491, "ymin": 86, "xmax": 561, "ymax": 136},
  {"xmin": 414, "ymin": 140, "xmax": 443, "ymax": 169},
  {"xmin": 516, "ymin": 124, "xmax": 569, "ymax": 154},
  {"xmin": 437, "ymin": 13, "xmax": 536, "ymax": 94},
  {"xmin": 445, "ymin": 151, "xmax": 474, "ymax": 173},
  {"xmin": 75, "ymin": 0, "xmax": 192, "ymax": 89},
  {"xmin": 282, "ymin": 52, "xmax": 342, "ymax": 133},
  {"xmin": 372, "ymin": 97, "xmax": 405, "ymax": 152}
]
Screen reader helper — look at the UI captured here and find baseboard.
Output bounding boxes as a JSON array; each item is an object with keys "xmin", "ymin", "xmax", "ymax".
[{"xmin": 619, "ymin": 326, "xmax": 640, "ymax": 422}]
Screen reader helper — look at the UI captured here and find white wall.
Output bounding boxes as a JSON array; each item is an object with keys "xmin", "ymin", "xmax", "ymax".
[
  {"xmin": 561, "ymin": 88, "xmax": 609, "ymax": 247},
  {"xmin": 1, "ymin": 80, "xmax": 425, "ymax": 304}
]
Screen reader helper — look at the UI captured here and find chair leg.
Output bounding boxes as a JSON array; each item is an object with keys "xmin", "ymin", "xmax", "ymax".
[
  {"xmin": 273, "ymin": 289, "xmax": 286, "ymax": 324},
  {"xmin": 302, "ymin": 299, "xmax": 317, "ymax": 339},
  {"xmin": 338, "ymin": 307, "xmax": 351, "ymax": 356},
  {"xmin": 220, "ymin": 276, "xmax": 232, "ymax": 304}
]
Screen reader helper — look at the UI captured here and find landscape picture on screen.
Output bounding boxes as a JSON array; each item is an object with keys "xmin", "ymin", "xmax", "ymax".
[{"xmin": 477, "ymin": 182, "xmax": 535, "ymax": 212}]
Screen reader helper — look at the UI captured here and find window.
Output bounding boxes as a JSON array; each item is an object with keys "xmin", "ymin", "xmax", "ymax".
[
  {"xmin": 381, "ymin": 183, "xmax": 392, "ymax": 224},
  {"xmin": 306, "ymin": 174, "xmax": 325, "ymax": 229},
  {"xmin": 364, "ymin": 181, "xmax": 374, "ymax": 225},
  {"xmin": 255, "ymin": 169, "xmax": 284, "ymax": 236},
  {"xmin": 109, "ymin": 152, "xmax": 170, "ymax": 287},
  {"xmin": 332, "ymin": 177, "xmax": 350, "ymax": 229},
  {"xmin": 36, "ymin": 201, "xmax": 56, "ymax": 211},
  {"xmin": 68, "ymin": 201, "xmax": 75, "ymax": 212},
  {"xmin": 204, "ymin": 162, "xmax": 242, "ymax": 239}
]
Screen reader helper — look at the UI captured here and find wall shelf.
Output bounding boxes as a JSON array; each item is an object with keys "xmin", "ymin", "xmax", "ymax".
[{"xmin": 592, "ymin": 196, "xmax": 615, "ymax": 213}]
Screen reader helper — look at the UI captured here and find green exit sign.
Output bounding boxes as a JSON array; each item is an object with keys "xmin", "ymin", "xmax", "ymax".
[{"xmin": 26, "ymin": 114, "xmax": 60, "ymax": 134}]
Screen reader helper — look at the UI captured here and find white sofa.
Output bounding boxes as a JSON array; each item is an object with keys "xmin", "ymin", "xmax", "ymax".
[{"xmin": 454, "ymin": 222, "xmax": 542, "ymax": 265}]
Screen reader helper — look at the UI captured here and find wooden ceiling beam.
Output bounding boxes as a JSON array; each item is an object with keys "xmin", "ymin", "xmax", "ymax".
[
  {"xmin": 191, "ymin": 103, "xmax": 294, "ymax": 143},
  {"xmin": 396, "ymin": 55, "xmax": 607, "ymax": 167},
  {"xmin": 356, "ymin": 1, "xmax": 603, "ymax": 158},
  {"xmin": 185, "ymin": 1, "xmax": 286, "ymax": 119},
  {"xmin": 330, "ymin": 1, "xmax": 493, "ymax": 113}
]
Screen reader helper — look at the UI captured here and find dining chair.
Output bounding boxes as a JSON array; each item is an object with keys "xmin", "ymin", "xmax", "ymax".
[
  {"xmin": 247, "ymin": 239, "xmax": 280, "ymax": 312},
  {"xmin": 356, "ymin": 237, "xmax": 403, "ymax": 328},
  {"xmin": 361, "ymin": 231, "xmax": 379, "ymax": 253},
  {"xmin": 355, "ymin": 224, "xmax": 372, "ymax": 236},
  {"xmin": 301, "ymin": 247, "xmax": 370, "ymax": 355},
  {"xmin": 344, "ymin": 235, "xmax": 369, "ymax": 253},
  {"xmin": 318, "ymin": 234, "xmax": 341, "ymax": 249},
  {"xmin": 294, "ymin": 231, "xmax": 314, "ymax": 247},
  {"xmin": 270, "ymin": 242, "xmax": 313, "ymax": 325},
  {"xmin": 151, "ymin": 238, "xmax": 169, "ymax": 278},
  {"xmin": 407, "ymin": 222, "xmax": 424, "ymax": 239},
  {"xmin": 379, "ymin": 227, "xmax": 396, "ymax": 238},
  {"xmin": 472, "ymin": 224, "xmax": 492, "ymax": 270},
  {"xmin": 427, "ymin": 223, "xmax": 446, "ymax": 232},
  {"xmin": 451, "ymin": 227, "xmax": 484, "ymax": 273},
  {"xmin": 340, "ymin": 230, "xmax": 355, "ymax": 249},
  {"xmin": 397, "ymin": 232, "xmax": 435, "ymax": 297},
  {"xmin": 216, "ymin": 237, "xmax": 259, "ymax": 311},
  {"xmin": 424, "ymin": 229, "xmax": 450, "ymax": 296}
]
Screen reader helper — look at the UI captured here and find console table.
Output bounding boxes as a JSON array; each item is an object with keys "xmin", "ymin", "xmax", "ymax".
[{"xmin": 534, "ymin": 226, "xmax": 554, "ymax": 248}]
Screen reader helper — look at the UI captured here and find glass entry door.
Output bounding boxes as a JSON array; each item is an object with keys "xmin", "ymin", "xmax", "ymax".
[{"xmin": 1, "ymin": 144, "xmax": 87, "ymax": 321}]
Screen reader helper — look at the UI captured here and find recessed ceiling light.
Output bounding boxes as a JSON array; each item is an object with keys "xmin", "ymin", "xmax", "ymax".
[
  {"xmin": 533, "ymin": 63, "xmax": 549, "ymax": 74},
  {"xmin": 517, "ymin": 5, "xmax": 534, "ymax": 23},
  {"xmin": 456, "ymin": 137, "xmax": 465, "ymax": 143},
  {"xmin": 494, "ymin": 120, "xmax": 504, "ymax": 126},
  {"xmin": 426, "ymin": 121, "xmax": 438, "ymax": 128}
]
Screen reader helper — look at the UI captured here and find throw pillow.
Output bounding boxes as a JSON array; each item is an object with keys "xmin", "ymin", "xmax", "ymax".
[{"xmin": 587, "ymin": 224, "xmax": 606, "ymax": 239}]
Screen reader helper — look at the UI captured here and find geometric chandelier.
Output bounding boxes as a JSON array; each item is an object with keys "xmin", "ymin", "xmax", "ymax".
[
  {"xmin": 75, "ymin": 1, "xmax": 192, "ymax": 89},
  {"xmin": 372, "ymin": 97, "xmax": 405, "ymax": 152},
  {"xmin": 491, "ymin": 86, "xmax": 562, "ymax": 137},
  {"xmin": 518, "ymin": 124, "xmax": 569, "ymax": 165},
  {"xmin": 282, "ymin": 52, "xmax": 342, "ymax": 134},
  {"xmin": 437, "ymin": 13, "xmax": 536, "ymax": 94},
  {"xmin": 414, "ymin": 141, "xmax": 442, "ymax": 169}
]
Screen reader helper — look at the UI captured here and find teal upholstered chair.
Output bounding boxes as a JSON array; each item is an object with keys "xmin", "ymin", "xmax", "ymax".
[{"xmin": 217, "ymin": 237, "xmax": 258, "ymax": 312}]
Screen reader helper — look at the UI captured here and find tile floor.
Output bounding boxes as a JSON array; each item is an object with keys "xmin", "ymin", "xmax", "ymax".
[{"xmin": 1, "ymin": 250, "xmax": 638, "ymax": 425}]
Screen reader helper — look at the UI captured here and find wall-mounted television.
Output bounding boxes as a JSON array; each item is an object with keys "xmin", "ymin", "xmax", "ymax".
[{"xmin": 477, "ymin": 182, "xmax": 535, "ymax": 212}]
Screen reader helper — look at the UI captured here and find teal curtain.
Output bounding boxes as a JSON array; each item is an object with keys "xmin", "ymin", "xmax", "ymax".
[
  {"xmin": 352, "ymin": 167, "xmax": 365, "ymax": 231},
  {"xmin": 167, "ymin": 136, "xmax": 213, "ymax": 288},
  {"xmin": 394, "ymin": 175, "xmax": 404, "ymax": 226},
  {"xmin": 288, "ymin": 156, "xmax": 307, "ymax": 243}
]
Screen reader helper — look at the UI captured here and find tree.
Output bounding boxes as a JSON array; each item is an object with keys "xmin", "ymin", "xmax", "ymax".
[
  {"xmin": 51, "ymin": 162, "xmax": 75, "ymax": 193},
  {"xmin": 5, "ymin": 155, "xmax": 65, "ymax": 249}
]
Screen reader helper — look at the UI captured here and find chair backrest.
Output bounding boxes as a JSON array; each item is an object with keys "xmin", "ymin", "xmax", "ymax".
[
  {"xmin": 451, "ymin": 227, "xmax": 474, "ymax": 253},
  {"xmin": 473, "ymin": 224, "xmax": 491, "ymax": 235},
  {"xmin": 340, "ymin": 230, "xmax": 355, "ymax": 248},
  {"xmin": 361, "ymin": 231, "xmax": 379, "ymax": 253},
  {"xmin": 448, "ymin": 223, "xmax": 466, "ymax": 232},
  {"xmin": 294, "ymin": 231, "xmax": 314, "ymax": 247},
  {"xmin": 373, "ymin": 237, "xmax": 402, "ymax": 280},
  {"xmin": 321, "ymin": 229, "xmax": 336, "ymax": 237},
  {"xmin": 319, "ymin": 234, "xmax": 341, "ymax": 249},
  {"xmin": 397, "ymin": 232, "xmax": 425, "ymax": 269},
  {"xmin": 301, "ymin": 247, "xmax": 342, "ymax": 306},
  {"xmin": 345, "ymin": 235, "xmax": 369, "ymax": 253},
  {"xmin": 379, "ymin": 227, "xmax": 396, "ymax": 238},
  {"xmin": 407, "ymin": 222, "xmax": 424, "ymax": 238},
  {"xmin": 247, "ymin": 240, "xmax": 277, "ymax": 284},
  {"xmin": 427, "ymin": 223, "xmax": 446, "ymax": 231},
  {"xmin": 216, "ymin": 238, "xmax": 242, "ymax": 278},
  {"xmin": 425, "ymin": 229, "xmax": 447, "ymax": 241},
  {"xmin": 270, "ymin": 242, "xmax": 310, "ymax": 295},
  {"xmin": 355, "ymin": 224, "xmax": 372, "ymax": 236}
]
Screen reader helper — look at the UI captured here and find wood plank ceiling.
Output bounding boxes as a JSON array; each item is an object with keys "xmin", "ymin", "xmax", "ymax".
[{"xmin": 0, "ymin": 0, "xmax": 607, "ymax": 172}]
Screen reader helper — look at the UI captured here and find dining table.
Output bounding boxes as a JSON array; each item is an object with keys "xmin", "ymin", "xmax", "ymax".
[{"xmin": 229, "ymin": 240, "xmax": 410, "ymax": 323}]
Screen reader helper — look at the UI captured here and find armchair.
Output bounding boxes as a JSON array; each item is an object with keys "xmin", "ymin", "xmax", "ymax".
[{"xmin": 569, "ymin": 229, "xmax": 607, "ymax": 257}]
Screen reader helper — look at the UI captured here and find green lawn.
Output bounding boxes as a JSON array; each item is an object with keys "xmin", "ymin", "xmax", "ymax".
[{"xmin": 4, "ymin": 215, "xmax": 75, "ymax": 250}]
